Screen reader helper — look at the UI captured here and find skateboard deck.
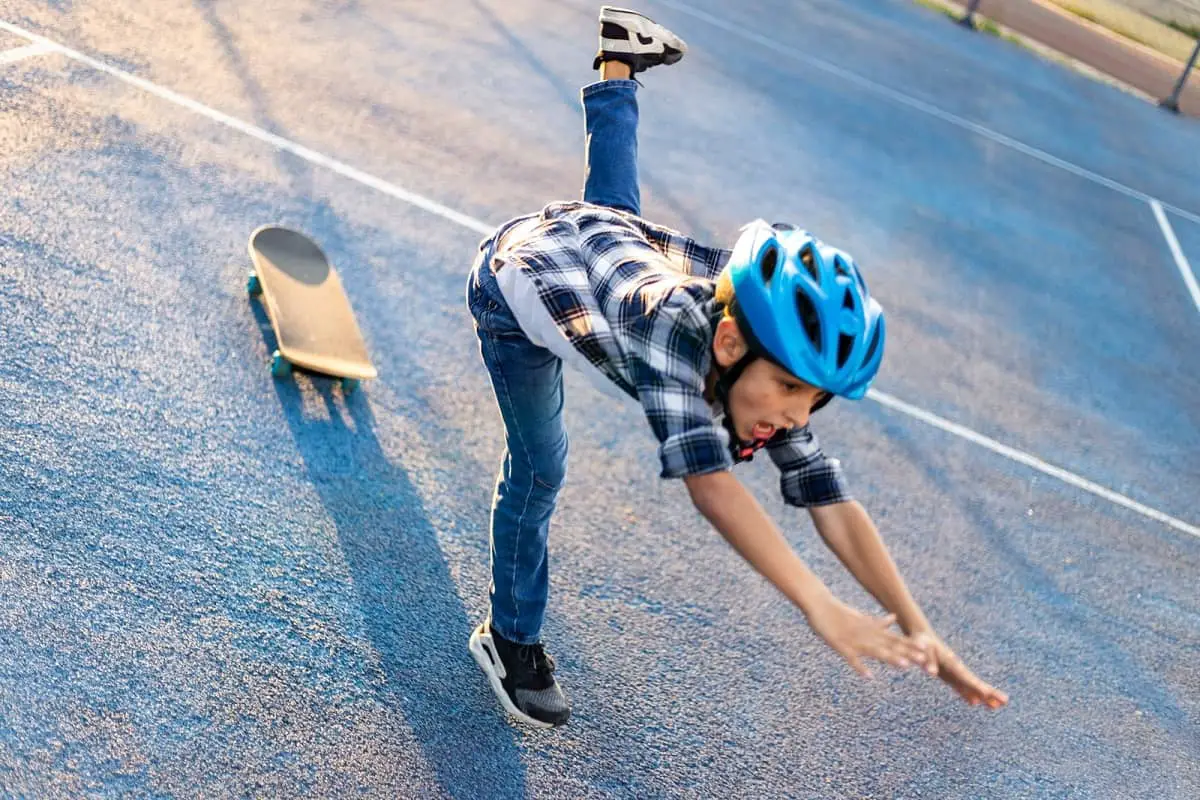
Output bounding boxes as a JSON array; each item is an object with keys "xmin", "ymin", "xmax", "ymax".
[{"xmin": 246, "ymin": 225, "xmax": 377, "ymax": 389}]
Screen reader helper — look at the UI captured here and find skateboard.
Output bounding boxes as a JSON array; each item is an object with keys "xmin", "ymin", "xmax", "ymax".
[{"xmin": 246, "ymin": 225, "xmax": 377, "ymax": 393}]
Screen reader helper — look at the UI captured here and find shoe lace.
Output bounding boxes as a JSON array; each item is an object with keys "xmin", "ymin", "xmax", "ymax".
[{"xmin": 517, "ymin": 643, "xmax": 556, "ymax": 679}]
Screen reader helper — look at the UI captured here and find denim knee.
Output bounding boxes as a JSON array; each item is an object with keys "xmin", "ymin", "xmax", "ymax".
[{"xmin": 522, "ymin": 432, "xmax": 568, "ymax": 494}]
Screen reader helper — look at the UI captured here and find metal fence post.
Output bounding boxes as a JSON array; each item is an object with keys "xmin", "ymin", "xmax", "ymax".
[
  {"xmin": 1160, "ymin": 38, "xmax": 1200, "ymax": 114},
  {"xmin": 960, "ymin": 0, "xmax": 984, "ymax": 29}
]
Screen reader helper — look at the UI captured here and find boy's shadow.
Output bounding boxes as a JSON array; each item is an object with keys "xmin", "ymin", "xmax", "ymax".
[{"xmin": 252, "ymin": 300, "xmax": 528, "ymax": 798}]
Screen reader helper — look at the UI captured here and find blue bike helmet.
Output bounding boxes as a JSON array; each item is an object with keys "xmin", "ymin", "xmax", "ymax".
[{"xmin": 724, "ymin": 220, "xmax": 885, "ymax": 400}]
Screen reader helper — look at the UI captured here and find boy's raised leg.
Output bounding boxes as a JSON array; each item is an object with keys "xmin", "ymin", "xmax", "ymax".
[
  {"xmin": 581, "ymin": 78, "xmax": 642, "ymax": 215},
  {"xmin": 581, "ymin": 7, "xmax": 687, "ymax": 214}
]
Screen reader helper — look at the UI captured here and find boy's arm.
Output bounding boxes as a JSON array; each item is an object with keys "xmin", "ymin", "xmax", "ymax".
[
  {"xmin": 626, "ymin": 295, "xmax": 922, "ymax": 678},
  {"xmin": 807, "ymin": 500, "xmax": 931, "ymax": 634},
  {"xmin": 684, "ymin": 470, "xmax": 929, "ymax": 678},
  {"xmin": 808, "ymin": 500, "xmax": 1010, "ymax": 709}
]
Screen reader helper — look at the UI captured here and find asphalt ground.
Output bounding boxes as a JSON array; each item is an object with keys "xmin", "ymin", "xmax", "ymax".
[{"xmin": 1, "ymin": 0, "xmax": 1198, "ymax": 797}]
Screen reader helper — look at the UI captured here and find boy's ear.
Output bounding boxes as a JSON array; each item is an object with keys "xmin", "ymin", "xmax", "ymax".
[{"xmin": 712, "ymin": 317, "xmax": 749, "ymax": 368}]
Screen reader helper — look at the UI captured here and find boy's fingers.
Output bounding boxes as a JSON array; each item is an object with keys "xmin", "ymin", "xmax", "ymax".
[
  {"xmin": 876, "ymin": 633, "xmax": 933, "ymax": 670},
  {"xmin": 977, "ymin": 683, "xmax": 1008, "ymax": 708},
  {"xmin": 960, "ymin": 669, "xmax": 994, "ymax": 697},
  {"xmin": 902, "ymin": 640, "xmax": 931, "ymax": 664},
  {"xmin": 953, "ymin": 676, "xmax": 1009, "ymax": 709},
  {"xmin": 879, "ymin": 627, "xmax": 924, "ymax": 653},
  {"xmin": 917, "ymin": 644, "xmax": 940, "ymax": 675},
  {"xmin": 846, "ymin": 654, "xmax": 872, "ymax": 679},
  {"xmin": 887, "ymin": 642, "xmax": 927, "ymax": 669},
  {"xmin": 866, "ymin": 634, "xmax": 910, "ymax": 665}
]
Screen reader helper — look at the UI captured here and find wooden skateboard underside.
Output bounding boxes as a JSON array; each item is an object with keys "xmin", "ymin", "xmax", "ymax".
[{"xmin": 248, "ymin": 225, "xmax": 377, "ymax": 382}]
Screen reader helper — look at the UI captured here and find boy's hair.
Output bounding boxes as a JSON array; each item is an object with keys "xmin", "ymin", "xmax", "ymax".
[{"xmin": 714, "ymin": 269, "xmax": 735, "ymax": 318}]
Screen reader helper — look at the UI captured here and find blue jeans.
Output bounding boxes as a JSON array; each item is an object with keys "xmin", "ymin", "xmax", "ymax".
[{"xmin": 464, "ymin": 79, "xmax": 641, "ymax": 644}]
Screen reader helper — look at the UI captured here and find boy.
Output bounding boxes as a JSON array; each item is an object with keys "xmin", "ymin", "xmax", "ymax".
[{"xmin": 465, "ymin": 6, "xmax": 1008, "ymax": 728}]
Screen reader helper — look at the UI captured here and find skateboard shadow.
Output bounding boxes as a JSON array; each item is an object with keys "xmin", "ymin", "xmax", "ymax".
[{"xmin": 253, "ymin": 302, "xmax": 530, "ymax": 799}]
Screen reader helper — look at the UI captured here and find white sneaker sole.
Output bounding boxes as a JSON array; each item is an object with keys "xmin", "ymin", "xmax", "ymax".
[{"xmin": 468, "ymin": 625, "xmax": 556, "ymax": 730}]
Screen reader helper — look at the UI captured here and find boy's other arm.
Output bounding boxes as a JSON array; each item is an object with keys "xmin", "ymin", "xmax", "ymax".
[
  {"xmin": 684, "ymin": 470, "xmax": 928, "ymax": 677},
  {"xmin": 685, "ymin": 470, "xmax": 831, "ymax": 614},
  {"xmin": 807, "ymin": 500, "xmax": 931, "ymax": 635},
  {"xmin": 809, "ymin": 500, "xmax": 1010, "ymax": 708}
]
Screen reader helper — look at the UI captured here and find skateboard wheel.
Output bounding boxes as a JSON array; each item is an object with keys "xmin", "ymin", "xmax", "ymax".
[
  {"xmin": 246, "ymin": 272, "xmax": 262, "ymax": 297},
  {"xmin": 341, "ymin": 378, "xmax": 360, "ymax": 395},
  {"xmin": 270, "ymin": 351, "xmax": 293, "ymax": 378}
]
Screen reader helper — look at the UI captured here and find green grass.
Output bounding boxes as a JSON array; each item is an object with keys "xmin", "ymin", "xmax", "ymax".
[
  {"xmin": 1058, "ymin": 2, "xmax": 1170, "ymax": 51},
  {"xmin": 1163, "ymin": 20, "xmax": 1200, "ymax": 40},
  {"xmin": 978, "ymin": 17, "xmax": 1002, "ymax": 36},
  {"xmin": 912, "ymin": 0, "xmax": 962, "ymax": 22},
  {"xmin": 1049, "ymin": 0, "xmax": 1198, "ymax": 61},
  {"xmin": 912, "ymin": 0, "xmax": 1004, "ymax": 38},
  {"xmin": 910, "ymin": 0, "xmax": 1033, "ymax": 53},
  {"xmin": 1066, "ymin": 7, "xmax": 1101, "ymax": 25},
  {"xmin": 912, "ymin": 0, "xmax": 1196, "ymax": 60}
]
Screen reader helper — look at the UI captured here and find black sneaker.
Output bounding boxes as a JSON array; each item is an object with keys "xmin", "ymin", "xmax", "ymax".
[
  {"xmin": 469, "ymin": 622, "xmax": 571, "ymax": 728},
  {"xmin": 592, "ymin": 6, "xmax": 687, "ymax": 74}
]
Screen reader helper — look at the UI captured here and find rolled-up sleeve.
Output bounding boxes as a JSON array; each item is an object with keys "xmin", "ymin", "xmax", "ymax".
[
  {"xmin": 767, "ymin": 425, "xmax": 851, "ymax": 507},
  {"xmin": 651, "ymin": 400, "xmax": 733, "ymax": 478}
]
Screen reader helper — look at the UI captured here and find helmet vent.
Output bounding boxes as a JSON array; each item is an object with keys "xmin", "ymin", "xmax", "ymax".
[
  {"xmin": 799, "ymin": 245, "xmax": 819, "ymax": 281},
  {"xmin": 760, "ymin": 244, "xmax": 780, "ymax": 283},
  {"xmin": 833, "ymin": 257, "xmax": 850, "ymax": 278},
  {"xmin": 837, "ymin": 334, "xmax": 854, "ymax": 369},
  {"xmin": 863, "ymin": 324, "xmax": 881, "ymax": 366},
  {"xmin": 842, "ymin": 288, "xmax": 855, "ymax": 311},
  {"xmin": 795, "ymin": 289, "xmax": 823, "ymax": 352}
]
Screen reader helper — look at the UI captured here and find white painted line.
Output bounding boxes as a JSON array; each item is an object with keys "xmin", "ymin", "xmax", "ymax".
[
  {"xmin": 0, "ymin": 21, "xmax": 494, "ymax": 237},
  {"xmin": 0, "ymin": 42, "xmax": 54, "ymax": 66},
  {"xmin": 868, "ymin": 389, "xmax": 1200, "ymax": 539},
  {"xmin": 0, "ymin": 19, "xmax": 1195, "ymax": 539},
  {"xmin": 649, "ymin": 0, "xmax": 1200, "ymax": 229},
  {"xmin": 1150, "ymin": 200, "xmax": 1200, "ymax": 315}
]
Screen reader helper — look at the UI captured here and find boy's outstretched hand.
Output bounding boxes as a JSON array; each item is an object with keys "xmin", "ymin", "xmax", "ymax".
[
  {"xmin": 805, "ymin": 596, "xmax": 1009, "ymax": 710},
  {"xmin": 909, "ymin": 629, "xmax": 1009, "ymax": 710},
  {"xmin": 805, "ymin": 595, "xmax": 930, "ymax": 679}
]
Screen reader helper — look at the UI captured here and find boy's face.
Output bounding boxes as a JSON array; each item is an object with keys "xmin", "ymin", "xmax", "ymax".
[{"xmin": 711, "ymin": 318, "xmax": 828, "ymax": 442}]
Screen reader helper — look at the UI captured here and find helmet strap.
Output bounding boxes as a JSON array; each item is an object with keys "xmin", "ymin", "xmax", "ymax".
[
  {"xmin": 713, "ymin": 351, "xmax": 761, "ymax": 463},
  {"xmin": 712, "ymin": 299, "xmax": 770, "ymax": 462}
]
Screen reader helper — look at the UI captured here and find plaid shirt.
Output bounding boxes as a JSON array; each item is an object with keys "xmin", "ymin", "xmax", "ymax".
[{"xmin": 484, "ymin": 201, "xmax": 850, "ymax": 508}]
